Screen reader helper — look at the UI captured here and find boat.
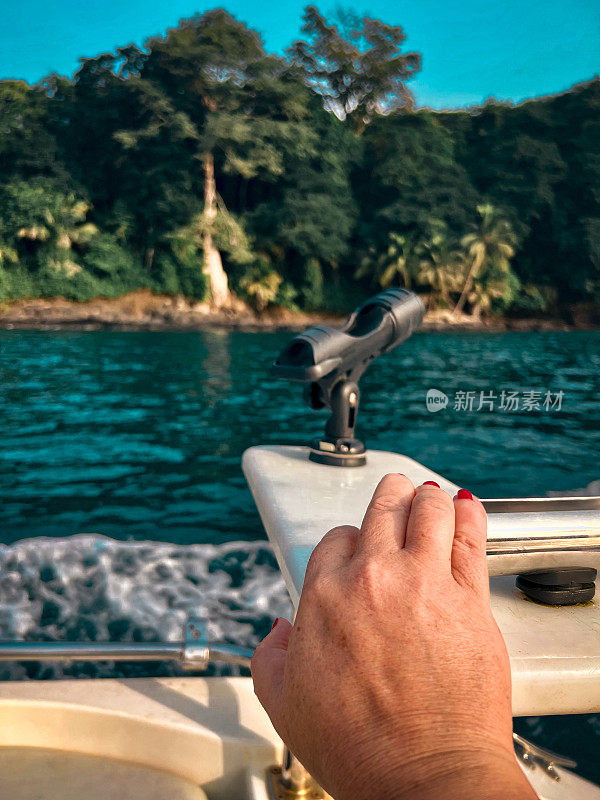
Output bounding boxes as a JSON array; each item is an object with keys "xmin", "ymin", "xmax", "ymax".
[{"xmin": 1, "ymin": 289, "xmax": 599, "ymax": 799}]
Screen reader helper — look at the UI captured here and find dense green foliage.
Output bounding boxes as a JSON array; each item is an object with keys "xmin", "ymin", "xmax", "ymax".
[{"xmin": 0, "ymin": 6, "xmax": 597, "ymax": 315}]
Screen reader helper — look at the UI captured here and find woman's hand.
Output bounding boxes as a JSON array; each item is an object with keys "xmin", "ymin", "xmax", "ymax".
[{"xmin": 252, "ymin": 474, "xmax": 537, "ymax": 800}]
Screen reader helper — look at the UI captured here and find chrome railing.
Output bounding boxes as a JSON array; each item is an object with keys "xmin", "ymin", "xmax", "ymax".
[
  {"xmin": 513, "ymin": 732, "xmax": 577, "ymax": 781},
  {"xmin": 482, "ymin": 496, "xmax": 600, "ymax": 576},
  {"xmin": 0, "ymin": 618, "xmax": 252, "ymax": 670},
  {"xmin": 483, "ymin": 497, "xmax": 600, "ymax": 513}
]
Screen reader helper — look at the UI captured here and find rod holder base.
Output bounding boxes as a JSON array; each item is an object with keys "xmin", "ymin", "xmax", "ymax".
[{"xmin": 309, "ymin": 437, "xmax": 366, "ymax": 467}]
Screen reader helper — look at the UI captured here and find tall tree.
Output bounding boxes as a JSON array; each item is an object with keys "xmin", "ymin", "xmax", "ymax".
[
  {"xmin": 142, "ymin": 10, "xmax": 316, "ymax": 306},
  {"xmin": 454, "ymin": 204, "xmax": 517, "ymax": 316},
  {"xmin": 416, "ymin": 222, "xmax": 463, "ymax": 309},
  {"xmin": 289, "ymin": 5, "xmax": 420, "ymax": 133},
  {"xmin": 356, "ymin": 231, "xmax": 419, "ymax": 288}
]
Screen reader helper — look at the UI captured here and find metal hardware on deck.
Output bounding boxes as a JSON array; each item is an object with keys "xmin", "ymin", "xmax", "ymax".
[
  {"xmin": 266, "ymin": 748, "xmax": 327, "ymax": 799},
  {"xmin": 486, "ymin": 534, "xmax": 600, "ymax": 556},
  {"xmin": 483, "ymin": 497, "xmax": 600, "ymax": 513},
  {"xmin": 516, "ymin": 567, "xmax": 597, "ymax": 605},
  {"xmin": 0, "ymin": 616, "xmax": 253, "ymax": 670},
  {"xmin": 185, "ymin": 618, "xmax": 253, "ymax": 669},
  {"xmin": 0, "ymin": 641, "xmax": 183, "ymax": 663},
  {"xmin": 513, "ymin": 733, "xmax": 577, "ymax": 781},
  {"xmin": 485, "ymin": 533, "xmax": 600, "ymax": 579},
  {"xmin": 280, "ymin": 748, "xmax": 318, "ymax": 796},
  {"xmin": 483, "ymin": 497, "xmax": 600, "ymax": 577}
]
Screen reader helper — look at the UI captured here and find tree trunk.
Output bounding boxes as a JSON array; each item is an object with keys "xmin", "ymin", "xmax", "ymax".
[
  {"xmin": 145, "ymin": 247, "xmax": 155, "ymax": 270},
  {"xmin": 453, "ymin": 251, "xmax": 484, "ymax": 316},
  {"xmin": 202, "ymin": 151, "xmax": 230, "ymax": 308},
  {"xmin": 439, "ymin": 275, "xmax": 451, "ymax": 309}
]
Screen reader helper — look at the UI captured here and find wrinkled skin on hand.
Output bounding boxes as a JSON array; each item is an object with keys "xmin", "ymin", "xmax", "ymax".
[{"xmin": 252, "ymin": 474, "xmax": 537, "ymax": 800}]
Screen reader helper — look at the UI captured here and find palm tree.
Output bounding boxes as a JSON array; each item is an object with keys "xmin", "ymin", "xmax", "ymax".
[
  {"xmin": 17, "ymin": 194, "xmax": 98, "ymax": 276},
  {"xmin": 453, "ymin": 204, "xmax": 516, "ymax": 316},
  {"xmin": 415, "ymin": 223, "xmax": 462, "ymax": 309},
  {"xmin": 467, "ymin": 262, "xmax": 520, "ymax": 318},
  {"xmin": 356, "ymin": 232, "xmax": 419, "ymax": 289}
]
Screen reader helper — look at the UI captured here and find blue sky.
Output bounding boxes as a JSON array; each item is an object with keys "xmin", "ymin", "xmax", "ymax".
[{"xmin": 0, "ymin": 0, "xmax": 598, "ymax": 109}]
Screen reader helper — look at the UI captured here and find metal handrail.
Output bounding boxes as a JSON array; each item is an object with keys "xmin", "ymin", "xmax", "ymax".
[
  {"xmin": 513, "ymin": 732, "xmax": 577, "ymax": 781},
  {"xmin": 486, "ymin": 533, "xmax": 600, "ymax": 556},
  {"xmin": 483, "ymin": 497, "xmax": 600, "ymax": 513},
  {"xmin": 480, "ymin": 497, "xmax": 600, "ymax": 575},
  {"xmin": 0, "ymin": 618, "xmax": 252, "ymax": 670}
]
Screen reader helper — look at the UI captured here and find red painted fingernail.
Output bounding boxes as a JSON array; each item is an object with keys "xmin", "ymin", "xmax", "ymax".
[
  {"xmin": 271, "ymin": 618, "xmax": 279, "ymax": 631},
  {"xmin": 456, "ymin": 489, "xmax": 474, "ymax": 500},
  {"xmin": 423, "ymin": 481, "xmax": 440, "ymax": 488}
]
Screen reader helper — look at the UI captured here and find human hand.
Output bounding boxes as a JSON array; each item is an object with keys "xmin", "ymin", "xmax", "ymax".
[{"xmin": 252, "ymin": 474, "xmax": 537, "ymax": 800}]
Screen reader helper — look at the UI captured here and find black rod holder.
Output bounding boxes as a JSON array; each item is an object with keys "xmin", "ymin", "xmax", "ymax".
[{"xmin": 272, "ymin": 289, "xmax": 425, "ymax": 466}]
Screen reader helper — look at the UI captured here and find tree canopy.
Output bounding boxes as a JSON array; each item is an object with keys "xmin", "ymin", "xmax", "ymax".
[
  {"xmin": 288, "ymin": 6, "xmax": 420, "ymax": 132},
  {"xmin": 0, "ymin": 6, "xmax": 597, "ymax": 317}
]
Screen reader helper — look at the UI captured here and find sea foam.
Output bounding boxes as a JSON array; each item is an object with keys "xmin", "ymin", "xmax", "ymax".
[{"xmin": 0, "ymin": 535, "xmax": 292, "ymax": 680}]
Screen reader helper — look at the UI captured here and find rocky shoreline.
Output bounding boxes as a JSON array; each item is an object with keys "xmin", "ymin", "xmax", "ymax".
[{"xmin": 0, "ymin": 291, "xmax": 597, "ymax": 332}]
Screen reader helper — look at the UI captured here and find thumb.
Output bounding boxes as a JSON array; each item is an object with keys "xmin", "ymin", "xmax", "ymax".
[{"xmin": 252, "ymin": 617, "xmax": 293, "ymax": 730}]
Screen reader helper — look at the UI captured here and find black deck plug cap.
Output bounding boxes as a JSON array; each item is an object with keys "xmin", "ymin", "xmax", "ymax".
[{"xmin": 516, "ymin": 567, "xmax": 597, "ymax": 605}]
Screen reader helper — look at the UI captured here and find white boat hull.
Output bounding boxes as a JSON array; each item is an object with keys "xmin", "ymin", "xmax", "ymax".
[{"xmin": 0, "ymin": 676, "xmax": 597, "ymax": 799}]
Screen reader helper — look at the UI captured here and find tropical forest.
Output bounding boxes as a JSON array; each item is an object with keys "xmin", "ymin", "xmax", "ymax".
[{"xmin": 0, "ymin": 6, "xmax": 598, "ymax": 321}]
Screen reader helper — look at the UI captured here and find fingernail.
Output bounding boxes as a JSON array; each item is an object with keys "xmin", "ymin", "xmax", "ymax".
[
  {"xmin": 422, "ymin": 480, "xmax": 440, "ymax": 488},
  {"xmin": 455, "ymin": 488, "xmax": 474, "ymax": 500},
  {"xmin": 271, "ymin": 618, "xmax": 279, "ymax": 631}
]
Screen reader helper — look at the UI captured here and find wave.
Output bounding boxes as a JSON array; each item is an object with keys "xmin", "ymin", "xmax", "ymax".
[{"xmin": 0, "ymin": 535, "xmax": 292, "ymax": 680}]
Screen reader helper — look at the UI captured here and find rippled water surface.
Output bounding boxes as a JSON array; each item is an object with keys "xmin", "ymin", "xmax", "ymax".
[
  {"xmin": 1, "ymin": 329, "xmax": 599, "ymax": 781},
  {"xmin": 2, "ymin": 329, "xmax": 599, "ymax": 542}
]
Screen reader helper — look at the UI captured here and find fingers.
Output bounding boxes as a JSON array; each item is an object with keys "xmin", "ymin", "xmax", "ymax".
[
  {"xmin": 357, "ymin": 473, "xmax": 416, "ymax": 558},
  {"xmin": 451, "ymin": 491, "xmax": 488, "ymax": 592},
  {"xmin": 404, "ymin": 482, "xmax": 455, "ymax": 562},
  {"xmin": 304, "ymin": 525, "xmax": 359, "ymax": 584},
  {"xmin": 251, "ymin": 617, "xmax": 293, "ymax": 732}
]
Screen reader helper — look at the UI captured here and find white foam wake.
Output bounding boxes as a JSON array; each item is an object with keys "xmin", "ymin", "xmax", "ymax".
[{"xmin": 0, "ymin": 535, "xmax": 292, "ymax": 680}]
